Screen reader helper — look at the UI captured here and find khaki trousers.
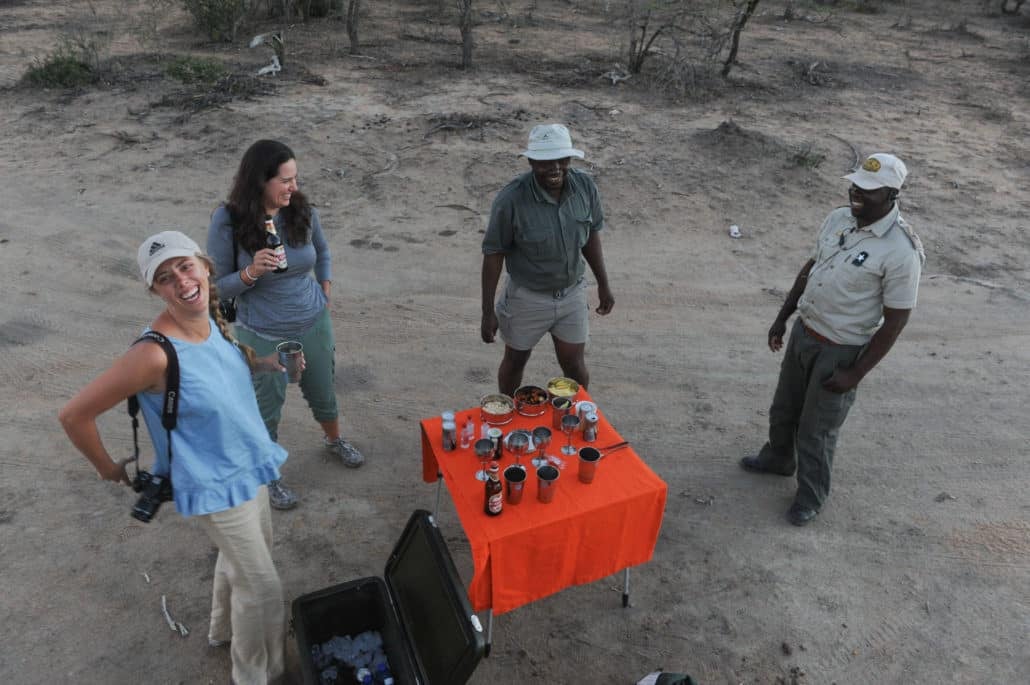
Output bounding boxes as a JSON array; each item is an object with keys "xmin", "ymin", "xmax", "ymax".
[{"xmin": 197, "ymin": 486, "xmax": 285, "ymax": 685}]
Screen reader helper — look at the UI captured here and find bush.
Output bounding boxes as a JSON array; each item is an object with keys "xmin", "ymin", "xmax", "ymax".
[
  {"xmin": 165, "ymin": 55, "xmax": 228, "ymax": 83},
  {"xmin": 182, "ymin": 0, "xmax": 252, "ymax": 42},
  {"xmin": 23, "ymin": 42, "xmax": 97, "ymax": 88},
  {"xmin": 792, "ymin": 143, "xmax": 826, "ymax": 168}
]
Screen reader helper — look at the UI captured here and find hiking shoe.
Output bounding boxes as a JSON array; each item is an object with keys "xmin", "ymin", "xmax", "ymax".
[
  {"xmin": 267, "ymin": 479, "xmax": 298, "ymax": 510},
  {"xmin": 740, "ymin": 455, "xmax": 795, "ymax": 477},
  {"xmin": 325, "ymin": 436, "xmax": 365, "ymax": 468},
  {"xmin": 787, "ymin": 502, "xmax": 818, "ymax": 526}
]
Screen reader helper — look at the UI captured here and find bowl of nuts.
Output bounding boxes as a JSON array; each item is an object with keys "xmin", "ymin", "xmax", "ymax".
[
  {"xmin": 513, "ymin": 385, "xmax": 549, "ymax": 417},
  {"xmin": 479, "ymin": 393, "xmax": 515, "ymax": 426}
]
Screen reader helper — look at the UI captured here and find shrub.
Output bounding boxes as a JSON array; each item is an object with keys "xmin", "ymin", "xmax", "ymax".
[
  {"xmin": 792, "ymin": 143, "xmax": 826, "ymax": 169},
  {"xmin": 23, "ymin": 42, "xmax": 97, "ymax": 88},
  {"xmin": 182, "ymin": 0, "xmax": 253, "ymax": 42},
  {"xmin": 165, "ymin": 55, "xmax": 227, "ymax": 83}
]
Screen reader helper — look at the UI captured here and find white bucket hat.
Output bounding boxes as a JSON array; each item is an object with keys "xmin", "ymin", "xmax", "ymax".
[
  {"xmin": 844, "ymin": 153, "xmax": 908, "ymax": 190},
  {"xmin": 520, "ymin": 124, "xmax": 585, "ymax": 161},
  {"xmin": 138, "ymin": 231, "xmax": 202, "ymax": 286}
]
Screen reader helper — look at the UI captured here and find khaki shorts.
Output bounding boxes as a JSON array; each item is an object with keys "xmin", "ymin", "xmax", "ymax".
[{"xmin": 496, "ymin": 277, "xmax": 589, "ymax": 350}]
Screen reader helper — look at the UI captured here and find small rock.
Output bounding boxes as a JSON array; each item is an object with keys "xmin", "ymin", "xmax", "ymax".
[
  {"xmin": 934, "ymin": 492, "xmax": 956, "ymax": 502},
  {"xmin": 781, "ymin": 641, "xmax": 792, "ymax": 655}
]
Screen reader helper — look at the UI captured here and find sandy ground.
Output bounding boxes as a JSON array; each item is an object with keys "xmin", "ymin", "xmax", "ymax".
[{"xmin": 1, "ymin": 1, "xmax": 1029, "ymax": 683}]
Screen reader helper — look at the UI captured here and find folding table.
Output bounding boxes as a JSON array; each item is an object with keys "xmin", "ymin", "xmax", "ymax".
[{"xmin": 420, "ymin": 390, "xmax": 667, "ymax": 653}]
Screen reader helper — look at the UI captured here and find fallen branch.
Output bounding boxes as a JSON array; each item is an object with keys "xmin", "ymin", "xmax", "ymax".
[
  {"xmin": 435, "ymin": 204, "xmax": 480, "ymax": 215},
  {"xmin": 477, "ymin": 91, "xmax": 510, "ymax": 105},
  {"xmin": 103, "ymin": 130, "xmax": 143, "ymax": 145},
  {"xmin": 161, "ymin": 595, "xmax": 190, "ymax": 638},
  {"xmin": 924, "ymin": 274, "xmax": 1030, "ymax": 301},
  {"xmin": 424, "ymin": 121, "xmax": 476, "ymax": 139},
  {"xmin": 569, "ymin": 100, "xmax": 616, "ymax": 112},
  {"xmin": 828, "ymin": 133, "xmax": 860, "ymax": 172}
]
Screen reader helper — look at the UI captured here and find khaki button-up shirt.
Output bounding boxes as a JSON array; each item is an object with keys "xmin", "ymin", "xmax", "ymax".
[
  {"xmin": 798, "ymin": 205, "xmax": 922, "ymax": 345},
  {"xmin": 482, "ymin": 168, "xmax": 604, "ymax": 291}
]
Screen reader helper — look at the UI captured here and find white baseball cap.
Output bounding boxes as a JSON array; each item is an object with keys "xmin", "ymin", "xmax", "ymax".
[
  {"xmin": 138, "ymin": 231, "xmax": 202, "ymax": 286},
  {"xmin": 520, "ymin": 124, "xmax": 585, "ymax": 161},
  {"xmin": 844, "ymin": 153, "xmax": 908, "ymax": 190}
]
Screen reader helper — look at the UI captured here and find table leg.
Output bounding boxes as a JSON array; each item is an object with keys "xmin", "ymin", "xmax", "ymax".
[
  {"xmin": 485, "ymin": 609, "xmax": 493, "ymax": 657},
  {"xmin": 434, "ymin": 472, "xmax": 443, "ymax": 518},
  {"xmin": 622, "ymin": 568, "xmax": 630, "ymax": 608}
]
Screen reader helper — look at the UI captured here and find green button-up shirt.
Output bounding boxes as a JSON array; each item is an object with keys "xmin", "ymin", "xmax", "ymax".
[{"xmin": 482, "ymin": 168, "xmax": 604, "ymax": 291}]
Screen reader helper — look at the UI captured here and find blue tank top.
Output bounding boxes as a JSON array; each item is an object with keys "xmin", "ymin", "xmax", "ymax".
[{"xmin": 137, "ymin": 321, "xmax": 286, "ymax": 517}]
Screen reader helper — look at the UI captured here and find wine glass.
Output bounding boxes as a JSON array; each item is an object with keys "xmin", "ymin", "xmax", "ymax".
[
  {"xmin": 560, "ymin": 414, "xmax": 581, "ymax": 456},
  {"xmin": 531, "ymin": 426, "xmax": 551, "ymax": 468},
  {"xmin": 507, "ymin": 430, "xmax": 530, "ymax": 470},
  {"xmin": 473, "ymin": 438, "xmax": 494, "ymax": 482}
]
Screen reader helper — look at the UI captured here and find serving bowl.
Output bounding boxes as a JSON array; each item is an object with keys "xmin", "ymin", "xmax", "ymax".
[
  {"xmin": 479, "ymin": 393, "xmax": 515, "ymax": 426},
  {"xmin": 513, "ymin": 385, "xmax": 549, "ymax": 417},
  {"xmin": 546, "ymin": 376, "xmax": 580, "ymax": 400}
]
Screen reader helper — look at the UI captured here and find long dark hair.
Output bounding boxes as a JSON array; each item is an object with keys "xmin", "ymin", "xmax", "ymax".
[{"xmin": 226, "ymin": 139, "xmax": 311, "ymax": 254}]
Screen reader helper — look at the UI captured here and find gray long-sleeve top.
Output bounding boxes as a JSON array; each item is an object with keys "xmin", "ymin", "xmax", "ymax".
[{"xmin": 207, "ymin": 205, "xmax": 332, "ymax": 339}]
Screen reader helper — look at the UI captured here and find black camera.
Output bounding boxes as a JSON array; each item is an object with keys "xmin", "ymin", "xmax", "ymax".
[{"xmin": 131, "ymin": 470, "xmax": 174, "ymax": 523}]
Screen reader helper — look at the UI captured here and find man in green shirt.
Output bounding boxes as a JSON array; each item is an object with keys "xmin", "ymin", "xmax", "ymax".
[{"xmin": 481, "ymin": 124, "xmax": 615, "ymax": 395}]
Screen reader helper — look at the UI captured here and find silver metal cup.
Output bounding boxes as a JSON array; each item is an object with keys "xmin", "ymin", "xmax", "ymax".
[
  {"xmin": 551, "ymin": 396, "xmax": 574, "ymax": 430},
  {"xmin": 276, "ymin": 341, "xmax": 304, "ymax": 383},
  {"xmin": 578, "ymin": 447, "xmax": 601, "ymax": 484},
  {"xmin": 536, "ymin": 464, "xmax": 560, "ymax": 503},
  {"xmin": 503, "ymin": 465, "xmax": 526, "ymax": 504}
]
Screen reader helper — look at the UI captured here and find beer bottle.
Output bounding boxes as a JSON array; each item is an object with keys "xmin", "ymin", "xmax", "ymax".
[
  {"xmin": 264, "ymin": 215, "xmax": 288, "ymax": 273},
  {"xmin": 484, "ymin": 461, "xmax": 502, "ymax": 516}
]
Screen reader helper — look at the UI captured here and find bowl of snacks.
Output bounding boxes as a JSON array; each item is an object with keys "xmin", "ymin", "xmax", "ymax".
[
  {"xmin": 513, "ymin": 385, "xmax": 549, "ymax": 417},
  {"xmin": 480, "ymin": 393, "xmax": 515, "ymax": 426},
  {"xmin": 546, "ymin": 376, "xmax": 580, "ymax": 400}
]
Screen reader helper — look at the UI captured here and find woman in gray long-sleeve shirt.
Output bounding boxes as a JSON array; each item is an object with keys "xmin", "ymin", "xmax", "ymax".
[{"xmin": 207, "ymin": 140, "xmax": 365, "ymax": 510}]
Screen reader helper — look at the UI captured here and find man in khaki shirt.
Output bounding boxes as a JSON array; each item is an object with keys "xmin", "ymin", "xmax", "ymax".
[{"xmin": 741, "ymin": 153, "xmax": 925, "ymax": 526}]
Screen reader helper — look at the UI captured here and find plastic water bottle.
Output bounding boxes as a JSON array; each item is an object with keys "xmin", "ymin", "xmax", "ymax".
[
  {"xmin": 356, "ymin": 667, "xmax": 373, "ymax": 684},
  {"xmin": 374, "ymin": 662, "xmax": 394, "ymax": 685},
  {"xmin": 460, "ymin": 417, "xmax": 475, "ymax": 449}
]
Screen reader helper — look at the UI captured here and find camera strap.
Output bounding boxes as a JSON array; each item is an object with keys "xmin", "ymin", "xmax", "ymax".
[{"xmin": 127, "ymin": 331, "xmax": 180, "ymax": 469}]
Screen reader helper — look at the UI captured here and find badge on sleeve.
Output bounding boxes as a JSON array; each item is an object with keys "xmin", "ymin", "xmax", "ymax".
[{"xmin": 852, "ymin": 251, "xmax": 869, "ymax": 266}]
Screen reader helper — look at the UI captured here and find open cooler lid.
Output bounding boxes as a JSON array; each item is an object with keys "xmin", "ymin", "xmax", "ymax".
[{"xmin": 385, "ymin": 509, "xmax": 486, "ymax": 685}]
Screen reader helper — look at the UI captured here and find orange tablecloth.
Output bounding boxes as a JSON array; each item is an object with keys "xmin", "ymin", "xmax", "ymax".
[{"xmin": 420, "ymin": 391, "xmax": 667, "ymax": 615}]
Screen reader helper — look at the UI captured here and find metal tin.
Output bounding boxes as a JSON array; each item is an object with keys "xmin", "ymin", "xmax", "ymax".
[
  {"xmin": 442, "ymin": 420, "xmax": 457, "ymax": 451},
  {"xmin": 513, "ymin": 385, "xmax": 549, "ymax": 417},
  {"xmin": 479, "ymin": 393, "xmax": 515, "ymax": 426},
  {"xmin": 486, "ymin": 427, "xmax": 504, "ymax": 461},
  {"xmin": 576, "ymin": 401, "xmax": 597, "ymax": 421},
  {"xmin": 546, "ymin": 376, "xmax": 580, "ymax": 401},
  {"xmin": 583, "ymin": 412, "xmax": 599, "ymax": 442},
  {"xmin": 551, "ymin": 396, "xmax": 575, "ymax": 430}
]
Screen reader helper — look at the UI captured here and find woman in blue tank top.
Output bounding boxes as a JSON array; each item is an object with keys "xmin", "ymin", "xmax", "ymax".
[{"xmin": 59, "ymin": 231, "xmax": 293, "ymax": 685}]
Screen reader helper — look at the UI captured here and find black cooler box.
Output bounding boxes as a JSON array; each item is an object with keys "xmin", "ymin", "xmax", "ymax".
[{"xmin": 292, "ymin": 509, "xmax": 486, "ymax": 685}]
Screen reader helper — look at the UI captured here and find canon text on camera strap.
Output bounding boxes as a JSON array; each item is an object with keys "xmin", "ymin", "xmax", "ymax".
[{"xmin": 127, "ymin": 331, "xmax": 179, "ymax": 471}]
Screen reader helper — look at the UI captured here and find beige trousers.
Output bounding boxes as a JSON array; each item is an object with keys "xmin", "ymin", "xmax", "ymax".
[{"xmin": 197, "ymin": 486, "xmax": 285, "ymax": 685}]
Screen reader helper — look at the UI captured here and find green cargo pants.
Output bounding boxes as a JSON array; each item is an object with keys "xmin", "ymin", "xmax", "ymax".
[
  {"xmin": 234, "ymin": 308, "xmax": 339, "ymax": 442},
  {"xmin": 757, "ymin": 319, "xmax": 865, "ymax": 510}
]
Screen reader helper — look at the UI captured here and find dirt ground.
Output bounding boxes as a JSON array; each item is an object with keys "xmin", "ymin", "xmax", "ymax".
[{"xmin": 1, "ymin": 0, "xmax": 1028, "ymax": 683}]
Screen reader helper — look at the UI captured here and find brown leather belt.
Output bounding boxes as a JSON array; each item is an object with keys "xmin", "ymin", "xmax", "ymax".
[{"xmin": 801, "ymin": 321, "xmax": 838, "ymax": 345}]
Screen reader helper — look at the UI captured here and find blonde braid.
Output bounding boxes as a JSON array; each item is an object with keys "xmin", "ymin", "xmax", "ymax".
[{"xmin": 201, "ymin": 256, "xmax": 258, "ymax": 371}]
